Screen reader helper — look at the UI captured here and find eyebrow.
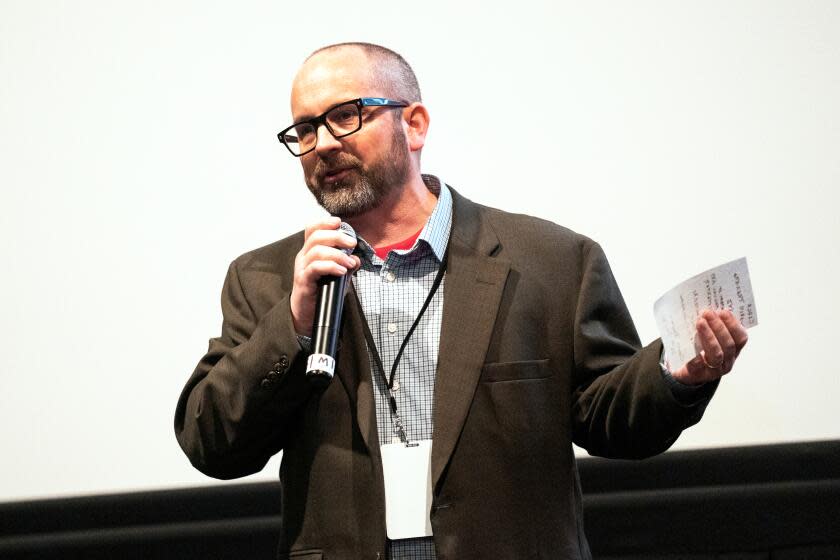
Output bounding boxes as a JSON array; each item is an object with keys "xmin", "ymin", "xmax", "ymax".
[
  {"xmin": 291, "ymin": 105, "xmax": 330, "ymax": 126},
  {"xmin": 291, "ymin": 98, "xmax": 359, "ymax": 126}
]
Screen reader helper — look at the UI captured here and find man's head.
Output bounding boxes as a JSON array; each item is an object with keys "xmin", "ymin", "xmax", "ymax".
[
  {"xmin": 305, "ymin": 42, "xmax": 422, "ymax": 104},
  {"xmin": 289, "ymin": 43, "xmax": 429, "ymax": 217}
]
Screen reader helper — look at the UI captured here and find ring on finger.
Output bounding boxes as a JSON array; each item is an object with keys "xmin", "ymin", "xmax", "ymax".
[{"xmin": 702, "ymin": 354, "xmax": 723, "ymax": 370}]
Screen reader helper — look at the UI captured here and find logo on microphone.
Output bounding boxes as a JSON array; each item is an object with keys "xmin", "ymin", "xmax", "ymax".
[{"xmin": 306, "ymin": 353, "xmax": 336, "ymax": 376}]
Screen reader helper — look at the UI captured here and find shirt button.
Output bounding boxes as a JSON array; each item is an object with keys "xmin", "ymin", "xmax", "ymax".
[
  {"xmin": 392, "ymin": 379, "xmax": 400, "ymax": 392},
  {"xmin": 385, "ymin": 271, "xmax": 396, "ymax": 282},
  {"xmin": 387, "ymin": 322, "xmax": 398, "ymax": 334}
]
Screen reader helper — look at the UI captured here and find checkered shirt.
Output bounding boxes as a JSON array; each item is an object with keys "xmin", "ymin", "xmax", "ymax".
[{"xmin": 351, "ymin": 175, "xmax": 452, "ymax": 560}]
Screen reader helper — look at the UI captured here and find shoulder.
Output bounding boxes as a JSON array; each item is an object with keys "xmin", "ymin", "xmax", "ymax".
[
  {"xmin": 229, "ymin": 230, "xmax": 305, "ymax": 274},
  {"xmin": 450, "ymin": 187, "xmax": 599, "ymax": 260},
  {"xmin": 219, "ymin": 232, "xmax": 304, "ymax": 307},
  {"xmin": 485, "ymin": 205, "xmax": 592, "ymax": 246}
]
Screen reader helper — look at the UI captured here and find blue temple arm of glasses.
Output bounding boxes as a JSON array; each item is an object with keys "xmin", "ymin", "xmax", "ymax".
[{"xmin": 360, "ymin": 97, "xmax": 409, "ymax": 107}]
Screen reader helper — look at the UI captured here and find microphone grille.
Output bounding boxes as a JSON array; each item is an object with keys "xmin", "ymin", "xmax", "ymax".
[{"xmin": 339, "ymin": 221, "xmax": 357, "ymax": 240}]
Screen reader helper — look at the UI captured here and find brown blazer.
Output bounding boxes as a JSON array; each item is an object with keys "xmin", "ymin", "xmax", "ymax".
[{"xmin": 175, "ymin": 188, "xmax": 712, "ymax": 560}]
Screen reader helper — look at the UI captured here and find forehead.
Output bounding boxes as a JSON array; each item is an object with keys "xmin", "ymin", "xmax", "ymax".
[{"xmin": 291, "ymin": 48, "xmax": 377, "ymax": 120}]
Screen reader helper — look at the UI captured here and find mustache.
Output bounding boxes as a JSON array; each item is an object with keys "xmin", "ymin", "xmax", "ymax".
[{"xmin": 313, "ymin": 154, "xmax": 362, "ymax": 180}]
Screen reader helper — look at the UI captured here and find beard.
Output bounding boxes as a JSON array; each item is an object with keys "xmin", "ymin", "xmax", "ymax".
[{"xmin": 305, "ymin": 122, "xmax": 411, "ymax": 218}]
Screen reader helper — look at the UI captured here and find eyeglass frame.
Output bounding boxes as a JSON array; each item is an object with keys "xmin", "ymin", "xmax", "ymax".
[{"xmin": 277, "ymin": 97, "xmax": 409, "ymax": 157}]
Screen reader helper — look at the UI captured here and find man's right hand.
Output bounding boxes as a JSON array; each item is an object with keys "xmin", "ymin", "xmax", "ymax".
[{"xmin": 290, "ymin": 217, "xmax": 360, "ymax": 337}]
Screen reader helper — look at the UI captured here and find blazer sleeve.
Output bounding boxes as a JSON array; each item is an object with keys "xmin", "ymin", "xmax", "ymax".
[
  {"xmin": 174, "ymin": 258, "xmax": 313, "ymax": 479},
  {"xmin": 570, "ymin": 241, "xmax": 716, "ymax": 459}
]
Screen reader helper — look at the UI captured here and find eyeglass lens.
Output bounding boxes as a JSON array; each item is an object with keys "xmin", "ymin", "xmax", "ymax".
[{"xmin": 283, "ymin": 101, "xmax": 362, "ymax": 156}]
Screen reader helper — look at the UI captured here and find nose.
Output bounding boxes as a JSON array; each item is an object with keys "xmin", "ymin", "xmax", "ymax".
[{"xmin": 313, "ymin": 123, "xmax": 342, "ymax": 156}]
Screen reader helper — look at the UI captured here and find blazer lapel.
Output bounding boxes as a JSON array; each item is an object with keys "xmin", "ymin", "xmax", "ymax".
[{"xmin": 431, "ymin": 191, "xmax": 510, "ymax": 488}]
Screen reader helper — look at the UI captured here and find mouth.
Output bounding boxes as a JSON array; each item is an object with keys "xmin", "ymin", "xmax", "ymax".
[{"xmin": 322, "ymin": 166, "xmax": 355, "ymax": 184}]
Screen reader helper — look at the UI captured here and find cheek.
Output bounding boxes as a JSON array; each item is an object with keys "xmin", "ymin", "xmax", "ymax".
[
  {"xmin": 300, "ymin": 156, "xmax": 317, "ymax": 177},
  {"xmin": 357, "ymin": 133, "xmax": 392, "ymax": 162}
]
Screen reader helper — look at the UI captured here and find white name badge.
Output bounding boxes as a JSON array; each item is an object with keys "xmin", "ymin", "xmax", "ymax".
[{"xmin": 380, "ymin": 439, "xmax": 434, "ymax": 539}]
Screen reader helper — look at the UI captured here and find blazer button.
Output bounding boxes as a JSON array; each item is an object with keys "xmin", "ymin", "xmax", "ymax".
[
  {"xmin": 260, "ymin": 378, "xmax": 272, "ymax": 388},
  {"xmin": 272, "ymin": 362, "xmax": 283, "ymax": 373},
  {"xmin": 279, "ymin": 355, "xmax": 289, "ymax": 368}
]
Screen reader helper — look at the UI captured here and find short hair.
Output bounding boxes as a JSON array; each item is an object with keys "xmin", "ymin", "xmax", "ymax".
[{"xmin": 307, "ymin": 42, "xmax": 422, "ymax": 103}]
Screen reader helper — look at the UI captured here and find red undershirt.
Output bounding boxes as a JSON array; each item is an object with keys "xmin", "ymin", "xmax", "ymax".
[{"xmin": 373, "ymin": 227, "xmax": 423, "ymax": 261}]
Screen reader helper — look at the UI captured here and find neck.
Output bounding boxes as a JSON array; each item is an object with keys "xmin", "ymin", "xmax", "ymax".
[{"xmin": 347, "ymin": 173, "xmax": 437, "ymax": 248}]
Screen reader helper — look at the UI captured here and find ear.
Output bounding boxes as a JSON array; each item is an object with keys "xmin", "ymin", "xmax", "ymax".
[{"xmin": 403, "ymin": 103, "xmax": 430, "ymax": 153}]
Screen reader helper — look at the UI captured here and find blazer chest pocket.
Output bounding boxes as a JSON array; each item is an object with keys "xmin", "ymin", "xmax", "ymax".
[{"xmin": 480, "ymin": 359, "xmax": 551, "ymax": 383}]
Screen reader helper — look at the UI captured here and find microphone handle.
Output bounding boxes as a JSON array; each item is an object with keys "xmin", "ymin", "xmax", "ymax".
[{"xmin": 306, "ymin": 273, "xmax": 349, "ymax": 386}]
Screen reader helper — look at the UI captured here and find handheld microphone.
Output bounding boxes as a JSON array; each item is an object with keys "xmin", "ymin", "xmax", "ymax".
[{"xmin": 305, "ymin": 221, "xmax": 356, "ymax": 387}]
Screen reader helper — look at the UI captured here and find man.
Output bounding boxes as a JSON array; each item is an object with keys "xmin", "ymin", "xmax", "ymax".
[{"xmin": 175, "ymin": 42, "xmax": 747, "ymax": 559}]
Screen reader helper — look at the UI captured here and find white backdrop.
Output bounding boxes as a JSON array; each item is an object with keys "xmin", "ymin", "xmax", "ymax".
[{"xmin": 1, "ymin": 1, "xmax": 838, "ymax": 503}]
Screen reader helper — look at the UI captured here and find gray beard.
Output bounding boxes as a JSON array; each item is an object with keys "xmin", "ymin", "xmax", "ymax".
[{"xmin": 312, "ymin": 173, "xmax": 383, "ymax": 218}]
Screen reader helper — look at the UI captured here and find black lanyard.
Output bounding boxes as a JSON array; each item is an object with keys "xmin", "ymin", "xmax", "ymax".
[{"xmin": 355, "ymin": 254, "xmax": 447, "ymax": 445}]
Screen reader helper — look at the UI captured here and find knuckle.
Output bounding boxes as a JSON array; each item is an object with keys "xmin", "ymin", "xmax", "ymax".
[{"xmin": 306, "ymin": 246, "xmax": 325, "ymax": 260}]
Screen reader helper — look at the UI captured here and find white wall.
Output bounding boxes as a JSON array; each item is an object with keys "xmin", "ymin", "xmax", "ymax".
[{"xmin": 1, "ymin": 1, "xmax": 838, "ymax": 503}]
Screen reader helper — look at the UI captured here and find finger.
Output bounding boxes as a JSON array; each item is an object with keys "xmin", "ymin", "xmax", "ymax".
[
  {"xmin": 672, "ymin": 354, "xmax": 714, "ymax": 385},
  {"xmin": 695, "ymin": 314, "xmax": 724, "ymax": 369},
  {"xmin": 303, "ymin": 245, "xmax": 357, "ymax": 270},
  {"xmin": 300, "ymin": 260, "xmax": 349, "ymax": 285},
  {"xmin": 303, "ymin": 216, "xmax": 341, "ymax": 241},
  {"xmin": 303, "ymin": 227, "xmax": 358, "ymax": 254},
  {"xmin": 718, "ymin": 309, "xmax": 749, "ymax": 351},
  {"xmin": 704, "ymin": 310, "xmax": 737, "ymax": 372},
  {"xmin": 685, "ymin": 354, "xmax": 710, "ymax": 378}
]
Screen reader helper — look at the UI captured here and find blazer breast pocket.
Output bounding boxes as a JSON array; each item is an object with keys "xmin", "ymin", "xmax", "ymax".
[{"xmin": 480, "ymin": 358, "xmax": 551, "ymax": 383}]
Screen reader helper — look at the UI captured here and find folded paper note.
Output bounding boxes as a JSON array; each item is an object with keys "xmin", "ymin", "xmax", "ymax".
[{"xmin": 654, "ymin": 257, "xmax": 758, "ymax": 368}]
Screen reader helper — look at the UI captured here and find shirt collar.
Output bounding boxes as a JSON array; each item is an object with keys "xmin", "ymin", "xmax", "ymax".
[
  {"xmin": 416, "ymin": 174, "xmax": 452, "ymax": 263},
  {"xmin": 355, "ymin": 173, "xmax": 452, "ymax": 263}
]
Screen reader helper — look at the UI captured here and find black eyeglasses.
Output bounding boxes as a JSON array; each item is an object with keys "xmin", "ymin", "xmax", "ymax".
[{"xmin": 277, "ymin": 97, "xmax": 408, "ymax": 157}]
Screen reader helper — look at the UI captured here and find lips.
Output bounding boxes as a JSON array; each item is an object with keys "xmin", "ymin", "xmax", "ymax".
[{"xmin": 322, "ymin": 166, "xmax": 355, "ymax": 184}]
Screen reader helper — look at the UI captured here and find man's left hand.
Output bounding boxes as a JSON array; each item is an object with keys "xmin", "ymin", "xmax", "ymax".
[{"xmin": 671, "ymin": 309, "xmax": 749, "ymax": 385}]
